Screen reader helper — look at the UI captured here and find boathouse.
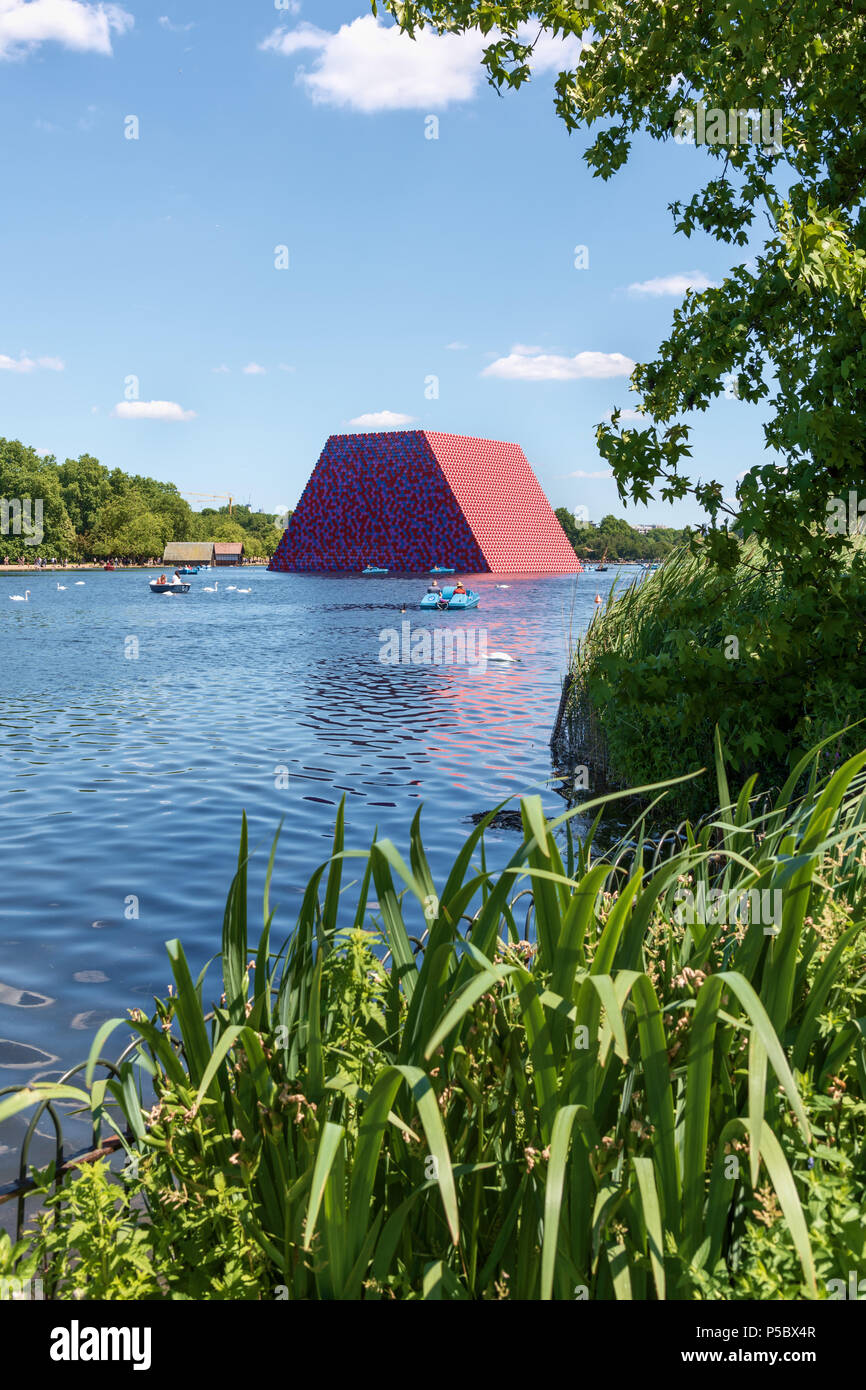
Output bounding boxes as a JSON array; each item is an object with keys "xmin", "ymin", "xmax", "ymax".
[
  {"xmin": 268, "ymin": 431, "xmax": 582, "ymax": 573},
  {"xmin": 163, "ymin": 542, "xmax": 215, "ymax": 567},
  {"xmin": 213, "ymin": 542, "xmax": 244, "ymax": 567}
]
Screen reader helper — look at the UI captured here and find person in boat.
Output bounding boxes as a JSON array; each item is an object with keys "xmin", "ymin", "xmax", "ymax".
[
  {"xmin": 430, "ymin": 578, "xmax": 440, "ymax": 589},
  {"xmin": 454, "ymin": 580, "xmax": 466, "ymax": 595},
  {"xmin": 173, "ymin": 570, "xmax": 184, "ymax": 584},
  {"xmin": 158, "ymin": 573, "xmax": 167, "ymax": 584}
]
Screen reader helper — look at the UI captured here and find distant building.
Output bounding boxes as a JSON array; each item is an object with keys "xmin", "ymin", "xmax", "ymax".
[
  {"xmin": 269, "ymin": 431, "xmax": 582, "ymax": 573},
  {"xmin": 213, "ymin": 542, "xmax": 244, "ymax": 567},
  {"xmin": 163, "ymin": 542, "xmax": 215, "ymax": 566}
]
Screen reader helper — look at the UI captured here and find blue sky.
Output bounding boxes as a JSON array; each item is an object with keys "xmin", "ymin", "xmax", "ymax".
[{"xmin": 0, "ymin": 0, "xmax": 770, "ymax": 525}]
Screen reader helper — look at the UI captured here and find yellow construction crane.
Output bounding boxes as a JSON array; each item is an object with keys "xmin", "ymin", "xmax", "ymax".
[{"xmin": 181, "ymin": 491, "xmax": 234, "ymax": 515}]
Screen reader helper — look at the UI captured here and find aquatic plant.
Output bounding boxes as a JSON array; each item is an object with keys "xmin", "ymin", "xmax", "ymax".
[{"xmin": 3, "ymin": 739, "xmax": 866, "ymax": 1299}]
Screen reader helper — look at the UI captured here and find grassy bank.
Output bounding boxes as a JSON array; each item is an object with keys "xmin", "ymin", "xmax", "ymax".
[
  {"xmin": 2, "ymin": 741, "xmax": 866, "ymax": 1300},
  {"xmin": 562, "ymin": 546, "xmax": 866, "ymax": 814}
]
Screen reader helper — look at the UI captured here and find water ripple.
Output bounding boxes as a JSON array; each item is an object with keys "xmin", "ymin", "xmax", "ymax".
[{"xmin": 0, "ymin": 565, "xmax": 634, "ymax": 1181}]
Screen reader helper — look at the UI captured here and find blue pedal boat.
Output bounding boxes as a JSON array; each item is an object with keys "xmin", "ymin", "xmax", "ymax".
[
  {"xmin": 429, "ymin": 566, "xmax": 455, "ymax": 574},
  {"xmin": 420, "ymin": 584, "xmax": 480, "ymax": 611},
  {"xmin": 362, "ymin": 565, "xmax": 390, "ymax": 575}
]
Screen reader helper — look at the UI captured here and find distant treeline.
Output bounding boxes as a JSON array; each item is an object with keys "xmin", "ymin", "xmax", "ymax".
[
  {"xmin": 0, "ymin": 437, "xmax": 287, "ymax": 560},
  {"xmin": 555, "ymin": 508, "xmax": 690, "ymax": 562}
]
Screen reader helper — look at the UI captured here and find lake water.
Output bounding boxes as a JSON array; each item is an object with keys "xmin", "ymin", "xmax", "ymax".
[{"xmin": 0, "ymin": 564, "xmax": 630, "ymax": 1182}]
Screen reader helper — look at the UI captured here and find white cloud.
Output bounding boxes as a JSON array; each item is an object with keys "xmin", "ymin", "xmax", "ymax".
[
  {"xmin": 348, "ymin": 410, "xmax": 415, "ymax": 430},
  {"xmin": 568, "ymin": 469, "xmax": 614, "ymax": 480},
  {"xmin": 111, "ymin": 400, "xmax": 196, "ymax": 422},
  {"xmin": 260, "ymin": 16, "xmax": 583, "ymax": 113},
  {"xmin": 158, "ymin": 15, "xmax": 194, "ymax": 32},
  {"xmin": 445, "ymin": 341, "xmax": 468, "ymax": 351},
  {"xmin": 523, "ymin": 25, "xmax": 586, "ymax": 74},
  {"xmin": 0, "ymin": 1, "xmax": 133, "ymax": 61},
  {"xmin": 260, "ymin": 18, "xmax": 482, "ymax": 111},
  {"xmin": 0, "ymin": 352, "xmax": 64, "ymax": 372},
  {"xmin": 242, "ymin": 362, "xmax": 266, "ymax": 375},
  {"xmin": 212, "ymin": 365, "xmax": 230, "ymax": 374},
  {"xmin": 482, "ymin": 346, "xmax": 635, "ymax": 382},
  {"xmin": 627, "ymin": 270, "xmax": 714, "ymax": 297}
]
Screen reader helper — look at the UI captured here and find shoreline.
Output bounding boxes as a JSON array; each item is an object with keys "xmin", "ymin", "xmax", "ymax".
[{"xmin": 1, "ymin": 560, "xmax": 271, "ymax": 573}]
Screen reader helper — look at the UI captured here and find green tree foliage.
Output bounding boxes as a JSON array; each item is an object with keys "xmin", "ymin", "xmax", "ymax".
[
  {"xmin": 555, "ymin": 506, "xmax": 688, "ymax": 561},
  {"xmin": 56, "ymin": 454, "xmax": 112, "ymax": 536},
  {"xmin": 197, "ymin": 503, "xmax": 285, "ymax": 555},
  {"xmin": 207, "ymin": 517, "xmax": 249, "ymax": 544},
  {"xmin": 89, "ymin": 493, "xmax": 169, "ymax": 559},
  {"xmin": 384, "ymin": 2, "xmax": 866, "ymax": 779},
  {"xmin": 1, "ymin": 436, "xmax": 284, "ymax": 560},
  {"xmin": 381, "ymin": 1, "xmax": 865, "ymax": 572},
  {"xmin": 0, "ymin": 438, "xmax": 76, "ymax": 559}
]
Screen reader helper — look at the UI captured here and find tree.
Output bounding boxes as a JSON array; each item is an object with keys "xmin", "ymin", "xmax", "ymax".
[
  {"xmin": 58, "ymin": 454, "xmax": 112, "ymax": 536},
  {"xmin": 383, "ymin": 2, "xmax": 866, "ymax": 778},
  {"xmin": 3, "ymin": 440, "xmax": 284, "ymax": 560},
  {"xmin": 245, "ymin": 522, "xmax": 284, "ymax": 557},
  {"xmin": 90, "ymin": 493, "xmax": 167, "ymax": 558},
  {"xmin": 208, "ymin": 518, "xmax": 248, "ymax": 544},
  {"xmin": 554, "ymin": 505, "xmax": 581, "ymax": 549},
  {"xmin": 126, "ymin": 475, "xmax": 196, "ymax": 541},
  {"xmin": 380, "ymin": 1, "xmax": 865, "ymax": 582},
  {"xmin": 0, "ymin": 438, "xmax": 76, "ymax": 558},
  {"xmin": 189, "ymin": 503, "xmax": 284, "ymax": 556}
]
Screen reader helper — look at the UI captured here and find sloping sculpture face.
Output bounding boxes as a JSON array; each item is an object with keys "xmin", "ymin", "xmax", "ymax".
[{"xmin": 268, "ymin": 430, "xmax": 583, "ymax": 574}]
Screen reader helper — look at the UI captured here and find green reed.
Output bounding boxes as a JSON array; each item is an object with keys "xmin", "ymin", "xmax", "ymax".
[{"xmin": 3, "ymin": 737, "xmax": 866, "ymax": 1298}]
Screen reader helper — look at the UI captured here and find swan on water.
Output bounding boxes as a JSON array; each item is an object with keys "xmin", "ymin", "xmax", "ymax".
[
  {"xmin": 236, "ymin": 587, "xmax": 251, "ymax": 594},
  {"xmin": 57, "ymin": 583, "xmax": 66, "ymax": 590},
  {"xmin": 202, "ymin": 580, "xmax": 219, "ymax": 593},
  {"xmin": 495, "ymin": 584, "xmax": 510, "ymax": 589},
  {"xmin": 9, "ymin": 591, "xmax": 30, "ymax": 602},
  {"xmin": 74, "ymin": 581, "xmax": 85, "ymax": 586},
  {"xmin": 488, "ymin": 651, "xmax": 519, "ymax": 662},
  {"xmin": 225, "ymin": 585, "xmax": 237, "ymax": 591}
]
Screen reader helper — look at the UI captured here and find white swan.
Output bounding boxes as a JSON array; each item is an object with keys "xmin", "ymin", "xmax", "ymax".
[
  {"xmin": 225, "ymin": 585, "xmax": 237, "ymax": 591},
  {"xmin": 236, "ymin": 587, "xmax": 251, "ymax": 594},
  {"xmin": 202, "ymin": 580, "xmax": 219, "ymax": 593},
  {"xmin": 495, "ymin": 584, "xmax": 510, "ymax": 589},
  {"xmin": 9, "ymin": 590, "xmax": 30, "ymax": 602},
  {"xmin": 74, "ymin": 581, "xmax": 85, "ymax": 586},
  {"xmin": 488, "ymin": 651, "xmax": 518, "ymax": 663},
  {"xmin": 57, "ymin": 582, "xmax": 66, "ymax": 590}
]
